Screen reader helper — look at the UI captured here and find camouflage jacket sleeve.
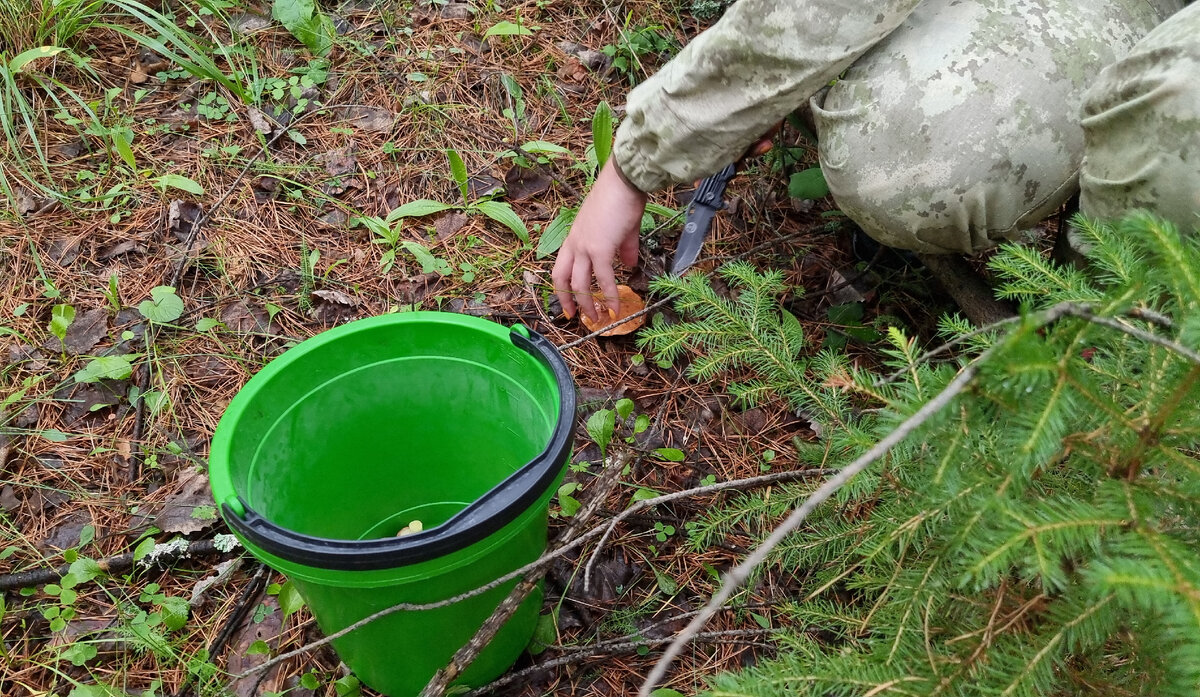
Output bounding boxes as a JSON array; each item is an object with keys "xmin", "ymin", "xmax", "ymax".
[{"xmin": 613, "ymin": 0, "xmax": 924, "ymax": 192}]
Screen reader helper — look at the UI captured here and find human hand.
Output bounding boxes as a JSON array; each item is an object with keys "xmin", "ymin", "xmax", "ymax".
[{"xmin": 552, "ymin": 159, "xmax": 648, "ymax": 322}]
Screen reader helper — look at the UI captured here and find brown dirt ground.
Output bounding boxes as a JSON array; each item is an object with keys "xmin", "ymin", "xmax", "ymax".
[{"xmin": 0, "ymin": 1, "xmax": 964, "ymax": 696}]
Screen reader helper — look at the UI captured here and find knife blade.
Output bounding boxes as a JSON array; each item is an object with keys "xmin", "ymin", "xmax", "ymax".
[{"xmin": 669, "ymin": 162, "xmax": 737, "ymax": 275}]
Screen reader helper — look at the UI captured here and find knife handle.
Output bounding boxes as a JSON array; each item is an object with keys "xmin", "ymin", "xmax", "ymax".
[{"xmin": 692, "ymin": 163, "xmax": 737, "ymax": 209}]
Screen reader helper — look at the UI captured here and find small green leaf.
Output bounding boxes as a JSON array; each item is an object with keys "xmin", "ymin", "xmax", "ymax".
[
  {"xmin": 615, "ymin": 398, "xmax": 635, "ymax": 421},
  {"xmin": 111, "ymin": 128, "xmax": 137, "ymax": 169},
  {"xmin": 246, "ymin": 639, "xmax": 271, "ymax": 655},
  {"xmin": 446, "ymin": 149, "xmax": 469, "ymax": 204},
  {"xmin": 750, "ymin": 612, "xmax": 771, "ymax": 629},
  {"xmin": 527, "ymin": 610, "xmax": 557, "ymax": 656},
  {"xmin": 67, "ymin": 557, "xmax": 103, "ymax": 584},
  {"xmin": 74, "ymin": 355, "xmax": 134, "ymax": 383},
  {"xmin": 159, "ymin": 596, "xmax": 189, "ymax": 631},
  {"xmin": 333, "ymin": 675, "xmax": 361, "ymax": 697},
  {"xmin": 39, "ymin": 429, "xmax": 70, "ymax": 443},
  {"xmin": 592, "ymin": 101, "xmax": 614, "ymax": 170},
  {"xmin": 152, "ymin": 174, "xmax": 205, "ymax": 196},
  {"xmin": 61, "ymin": 642, "xmax": 98, "ymax": 666},
  {"xmin": 586, "ymin": 409, "xmax": 615, "ymax": 456},
  {"xmin": 385, "ymin": 199, "xmax": 454, "ymax": 221},
  {"xmin": 278, "ymin": 582, "xmax": 305, "ymax": 619},
  {"xmin": 195, "ymin": 318, "xmax": 222, "ymax": 332},
  {"xmin": 651, "ymin": 567, "xmax": 678, "ymax": 596},
  {"xmin": 653, "ymin": 447, "xmax": 686, "ymax": 462},
  {"xmin": 475, "ymin": 200, "xmax": 529, "ymax": 243},
  {"xmin": 50, "ymin": 304, "xmax": 75, "ymax": 342},
  {"xmin": 515, "ymin": 140, "xmax": 570, "ymax": 156},
  {"xmin": 482, "ymin": 20, "xmax": 534, "ymax": 39},
  {"xmin": 629, "ymin": 487, "xmax": 660, "ymax": 506},
  {"xmin": 536, "ymin": 207, "xmax": 577, "ymax": 258},
  {"xmin": 138, "ymin": 286, "xmax": 184, "ymax": 323},
  {"xmin": 788, "ymin": 167, "xmax": 830, "ymax": 200},
  {"xmin": 634, "ymin": 413, "xmax": 650, "ymax": 434},
  {"xmin": 300, "ymin": 672, "xmax": 321, "ymax": 690},
  {"xmin": 10, "ymin": 46, "xmax": 68, "ymax": 73},
  {"xmin": 400, "ymin": 241, "xmax": 453, "ymax": 276},
  {"xmin": 558, "ymin": 493, "xmax": 581, "ymax": 517},
  {"xmin": 133, "ymin": 538, "xmax": 156, "ymax": 562},
  {"xmin": 78, "ymin": 525, "xmax": 95, "ymax": 547}
]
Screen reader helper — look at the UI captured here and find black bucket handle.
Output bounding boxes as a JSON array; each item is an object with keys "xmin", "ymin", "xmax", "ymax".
[{"xmin": 221, "ymin": 325, "xmax": 576, "ymax": 571}]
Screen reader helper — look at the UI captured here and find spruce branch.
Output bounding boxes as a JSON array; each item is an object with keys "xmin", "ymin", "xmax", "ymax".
[{"xmin": 638, "ymin": 339, "xmax": 999, "ymax": 696}]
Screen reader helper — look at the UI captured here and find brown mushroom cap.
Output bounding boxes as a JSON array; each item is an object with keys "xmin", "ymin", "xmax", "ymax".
[{"xmin": 580, "ymin": 285, "xmax": 647, "ymax": 336}]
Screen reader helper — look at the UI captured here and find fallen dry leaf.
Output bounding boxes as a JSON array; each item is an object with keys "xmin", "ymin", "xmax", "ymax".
[
  {"xmin": 43, "ymin": 307, "xmax": 108, "ymax": 355},
  {"xmin": 225, "ymin": 595, "xmax": 285, "ymax": 697},
  {"xmin": 504, "ymin": 165, "xmax": 552, "ymax": 201},
  {"xmin": 342, "ymin": 105, "xmax": 394, "ymax": 132},
  {"xmin": 152, "ymin": 467, "xmax": 218, "ymax": 535},
  {"xmin": 580, "ymin": 285, "xmax": 646, "ymax": 336}
]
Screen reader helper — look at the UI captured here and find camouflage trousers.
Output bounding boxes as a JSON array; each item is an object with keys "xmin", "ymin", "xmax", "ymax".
[{"xmin": 814, "ymin": 0, "xmax": 1198, "ymax": 254}]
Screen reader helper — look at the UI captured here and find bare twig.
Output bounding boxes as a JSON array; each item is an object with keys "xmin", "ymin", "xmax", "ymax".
[
  {"xmin": 877, "ymin": 302, "xmax": 1186, "ymax": 387},
  {"xmin": 1060, "ymin": 306, "xmax": 1198, "ymax": 364},
  {"xmin": 0, "ymin": 538, "xmax": 231, "ymax": 592},
  {"xmin": 582, "ymin": 467, "xmax": 836, "ymax": 591},
  {"xmin": 418, "ymin": 451, "xmax": 633, "ymax": 697},
  {"xmin": 559, "ymin": 297, "xmax": 674, "ymax": 351},
  {"xmin": 171, "ymin": 563, "xmax": 268, "ymax": 697},
  {"xmin": 467, "ymin": 628, "xmax": 780, "ymax": 696}
]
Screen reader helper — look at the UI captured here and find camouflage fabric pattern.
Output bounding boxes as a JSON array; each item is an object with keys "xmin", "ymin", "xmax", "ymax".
[
  {"xmin": 614, "ymin": 0, "xmax": 1192, "ymax": 254},
  {"xmin": 1079, "ymin": 1, "xmax": 1200, "ymax": 232}
]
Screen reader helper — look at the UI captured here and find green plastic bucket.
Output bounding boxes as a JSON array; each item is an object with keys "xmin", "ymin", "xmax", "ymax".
[{"xmin": 208, "ymin": 312, "xmax": 575, "ymax": 696}]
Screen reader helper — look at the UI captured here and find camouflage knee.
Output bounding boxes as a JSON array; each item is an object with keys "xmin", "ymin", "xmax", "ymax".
[
  {"xmin": 1080, "ymin": 2, "xmax": 1200, "ymax": 232},
  {"xmin": 814, "ymin": 0, "xmax": 1180, "ymax": 254}
]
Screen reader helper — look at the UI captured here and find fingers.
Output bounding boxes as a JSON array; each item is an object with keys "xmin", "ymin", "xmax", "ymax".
[
  {"xmin": 551, "ymin": 248, "xmax": 576, "ymax": 319},
  {"xmin": 618, "ymin": 227, "xmax": 639, "ymax": 267},
  {"xmin": 571, "ymin": 255, "xmax": 598, "ymax": 322},
  {"xmin": 593, "ymin": 261, "xmax": 621, "ymax": 322}
]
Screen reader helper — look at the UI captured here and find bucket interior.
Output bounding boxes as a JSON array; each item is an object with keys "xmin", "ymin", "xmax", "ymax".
[{"xmin": 221, "ymin": 318, "xmax": 560, "ymax": 541}]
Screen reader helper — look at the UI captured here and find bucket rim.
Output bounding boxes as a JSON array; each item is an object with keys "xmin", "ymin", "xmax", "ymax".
[{"xmin": 210, "ymin": 312, "xmax": 574, "ymax": 571}]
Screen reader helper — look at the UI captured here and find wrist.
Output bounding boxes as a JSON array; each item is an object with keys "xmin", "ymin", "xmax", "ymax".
[{"xmin": 604, "ymin": 158, "xmax": 649, "ymax": 204}]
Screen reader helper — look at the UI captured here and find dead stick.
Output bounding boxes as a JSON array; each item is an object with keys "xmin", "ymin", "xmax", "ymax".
[
  {"xmin": 0, "ymin": 539, "xmax": 227, "ymax": 592},
  {"xmin": 467, "ymin": 628, "xmax": 780, "ymax": 697},
  {"xmin": 582, "ymin": 467, "xmax": 837, "ymax": 591},
  {"xmin": 418, "ymin": 451, "xmax": 633, "ymax": 697},
  {"xmin": 171, "ymin": 563, "xmax": 267, "ymax": 697}
]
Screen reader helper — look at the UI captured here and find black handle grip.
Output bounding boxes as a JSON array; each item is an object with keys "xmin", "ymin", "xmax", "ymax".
[{"xmin": 691, "ymin": 163, "xmax": 737, "ymax": 209}]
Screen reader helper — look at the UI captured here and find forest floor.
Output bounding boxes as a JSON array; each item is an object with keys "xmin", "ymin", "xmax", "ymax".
[{"xmin": 0, "ymin": 1, "xmax": 982, "ymax": 695}]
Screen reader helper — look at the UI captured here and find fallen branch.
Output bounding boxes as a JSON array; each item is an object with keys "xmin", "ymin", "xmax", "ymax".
[
  {"xmin": 582, "ymin": 467, "xmax": 837, "ymax": 592},
  {"xmin": 0, "ymin": 538, "xmax": 234, "ymax": 592},
  {"xmin": 636, "ymin": 342, "xmax": 993, "ymax": 696},
  {"xmin": 468, "ymin": 628, "xmax": 780, "ymax": 697},
  {"xmin": 635, "ymin": 298, "xmax": 1199, "ymax": 695},
  {"xmin": 418, "ymin": 451, "xmax": 633, "ymax": 697}
]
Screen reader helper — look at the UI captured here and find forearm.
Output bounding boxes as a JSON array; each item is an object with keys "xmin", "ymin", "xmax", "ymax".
[{"xmin": 613, "ymin": 0, "xmax": 923, "ymax": 192}]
